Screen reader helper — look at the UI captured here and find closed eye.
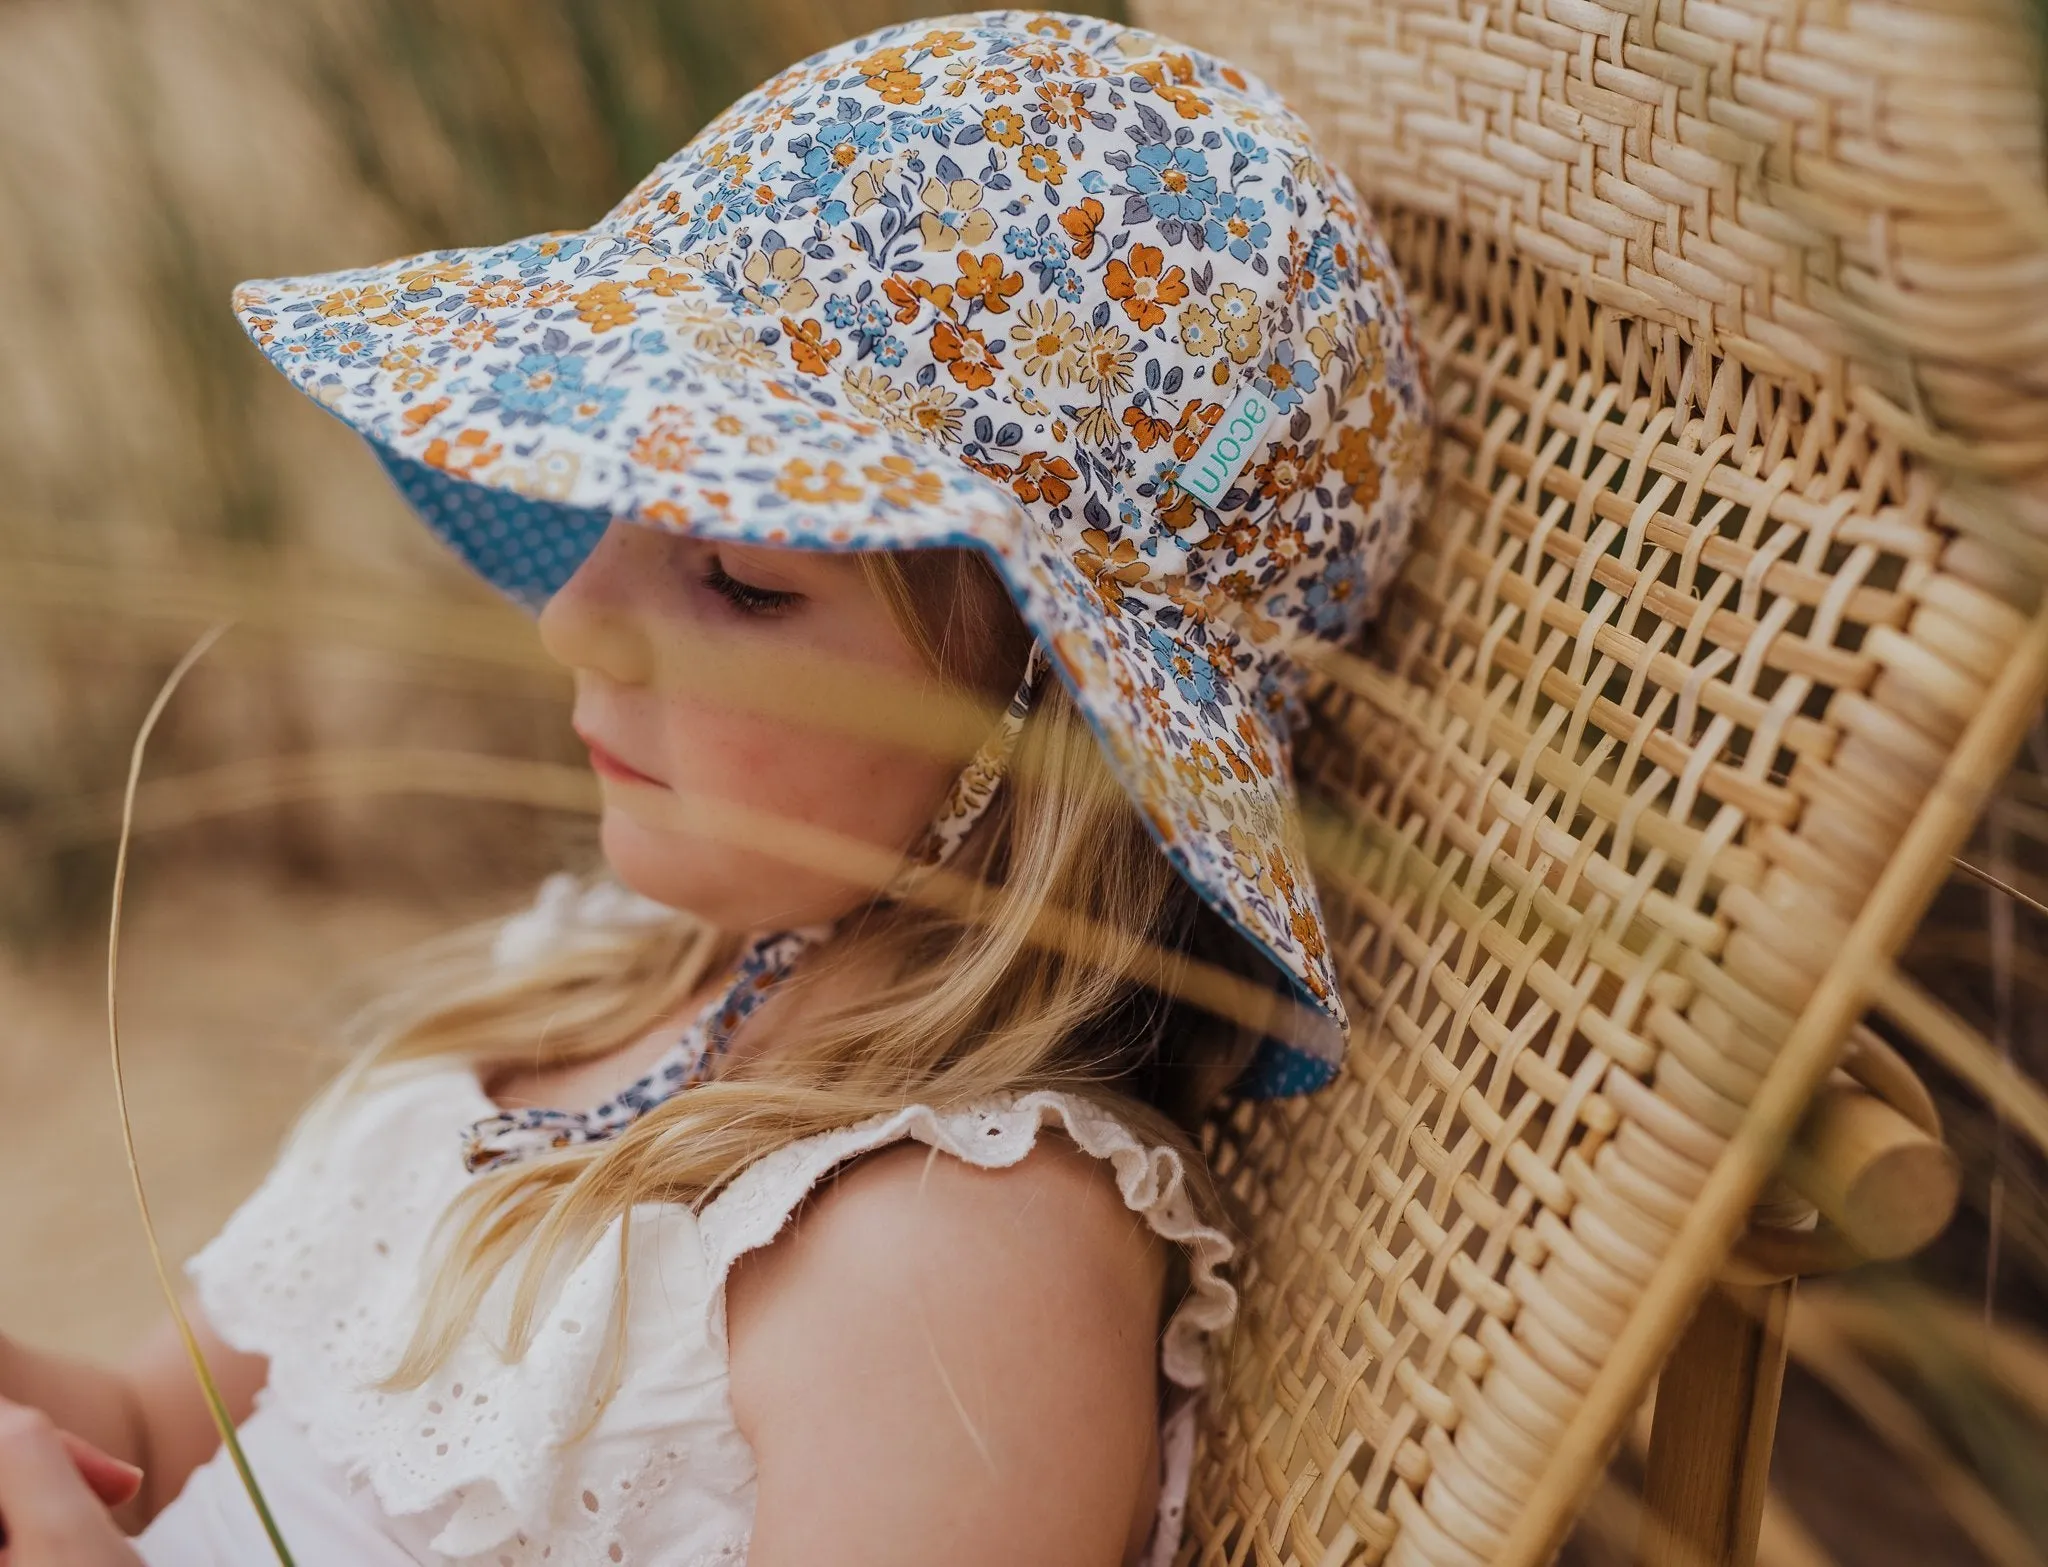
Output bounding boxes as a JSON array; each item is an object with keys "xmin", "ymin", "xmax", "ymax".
[{"xmin": 703, "ymin": 556, "xmax": 804, "ymax": 617}]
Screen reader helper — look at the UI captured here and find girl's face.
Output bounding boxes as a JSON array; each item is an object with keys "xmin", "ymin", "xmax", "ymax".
[{"xmin": 539, "ymin": 522, "xmax": 964, "ymax": 932}]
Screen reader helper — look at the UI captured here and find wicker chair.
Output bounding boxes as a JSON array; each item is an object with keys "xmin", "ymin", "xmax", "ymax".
[{"xmin": 1123, "ymin": 0, "xmax": 2048, "ymax": 1561}]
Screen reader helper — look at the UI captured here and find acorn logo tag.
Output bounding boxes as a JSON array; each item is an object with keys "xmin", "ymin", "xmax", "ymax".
[{"xmin": 1180, "ymin": 380, "xmax": 1280, "ymax": 507}]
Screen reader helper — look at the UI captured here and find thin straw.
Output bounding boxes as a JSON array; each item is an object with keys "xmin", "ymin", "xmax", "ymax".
[{"xmin": 106, "ymin": 623, "xmax": 296, "ymax": 1567}]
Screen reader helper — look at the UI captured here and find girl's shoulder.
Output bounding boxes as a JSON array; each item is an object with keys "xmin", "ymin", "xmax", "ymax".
[
  {"xmin": 712, "ymin": 1095, "xmax": 1235, "ymax": 1566},
  {"xmin": 698, "ymin": 1092, "xmax": 1236, "ymax": 1389}
]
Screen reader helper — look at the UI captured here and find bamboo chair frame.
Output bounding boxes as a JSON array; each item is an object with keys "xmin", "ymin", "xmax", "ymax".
[{"xmin": 1123, "ymin": 0, "xmax": 2048, "ymax": 1561}]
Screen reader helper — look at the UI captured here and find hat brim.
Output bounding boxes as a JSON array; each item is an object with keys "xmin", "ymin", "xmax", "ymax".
[{"xmin": 235, "ymin": 237, "xmax": 1349, "ymax": 1094}]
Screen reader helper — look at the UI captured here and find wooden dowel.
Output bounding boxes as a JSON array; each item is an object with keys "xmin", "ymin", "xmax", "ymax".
[{"xmin": 1780, "ymin": 1082, "xmax": 1960, "ymax": 1262}]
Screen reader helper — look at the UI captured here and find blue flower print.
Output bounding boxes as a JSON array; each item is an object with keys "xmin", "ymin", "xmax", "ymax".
[
  {"xmin": 1127, "ymin": 144, "xmax": 1217, "ymax": 222},
  {"xmin": 301, "ymin": 320, "xmax": 375, "ymax": 362},
  {"xmin": 1253, "ymin": 340, "xmax": 1320, "ymax": 412},
  {"xmin": 490, "ymin": 349, "xmax": 619, "ymax": 430},
  {"xmin": 1055, "ymin": 268, "xmax": 1086, "ymax": 301},
  {"xmin": 1299, "ymin": 230, "xmax": 1342, "ymax": 311},
  {"xmin": 799, "ymin": 118, "xmax": 887, "ymax": 193},
  {"xmin": 875, "ymin": 334, "xmax": 908, "ymax": 366},
  {"xmin": 1004, "ymin": 225, "xmax": 1043, "ymax": 260},
  {"xmin": 888, "ymin": 104, "xmax": 965, "ymax": 141},
  {"xmin": 1300, "ymin": 553, "xmax": 1365, "ymax": 636},
  {"xmin": 855, "ymin": 299, "xmax": 892, "ymax": 336},
  {"xmin": 507, "ymin": 235, "xmax": 586, "ymax": 271},
  {"xmin": 823, "ymin": 294, "xmax": 860, "ymax": 328},
  {"xmin": 1147, "ymin": 625, "xmax": 1224, "ymax": 707},
  {"xmin": 1203, "ymin": 194, "xmax": 1271, "ymax": 262}
]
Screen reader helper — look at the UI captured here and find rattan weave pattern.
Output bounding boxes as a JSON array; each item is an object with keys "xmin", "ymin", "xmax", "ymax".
[{"xmin": 1125, "ymin": 0, "xmax": 2048, "ymax": 1562}]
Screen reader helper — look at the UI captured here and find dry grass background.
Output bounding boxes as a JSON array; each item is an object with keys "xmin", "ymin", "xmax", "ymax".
[{"xmin": 2, "ymin": 0, "xmax": 2048, "ymax": 1562}]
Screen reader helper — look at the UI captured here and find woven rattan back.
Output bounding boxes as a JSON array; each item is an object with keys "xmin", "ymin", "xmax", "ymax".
[{"xmin": 1122, "ymin": 0, "xmax": 2048, "ymax": 1561}]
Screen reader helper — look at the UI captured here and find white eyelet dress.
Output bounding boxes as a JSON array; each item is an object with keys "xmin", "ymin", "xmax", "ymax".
[{"xmin": 135, "ymin": 898, "xmax": 1237, "ymax": 1567}]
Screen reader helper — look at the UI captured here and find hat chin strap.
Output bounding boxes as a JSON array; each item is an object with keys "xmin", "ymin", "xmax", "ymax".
[{"xmin": 462, "ymin": 642, "xmax": 1050, "ymax": 1175}]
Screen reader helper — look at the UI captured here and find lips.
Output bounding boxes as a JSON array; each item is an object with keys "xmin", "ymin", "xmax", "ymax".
[{"xmin": 574, "ymin": 728, "xmax": 667, "ymax": 788}]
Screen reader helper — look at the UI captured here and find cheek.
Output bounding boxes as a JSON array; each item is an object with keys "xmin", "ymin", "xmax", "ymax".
[
  {"xmin": 673, "ymin": 697, "xmax": 955, "ymax": 843},
  {"xmin": 600, "ymin": 693, "xmax": 959, "ymax": 927}
]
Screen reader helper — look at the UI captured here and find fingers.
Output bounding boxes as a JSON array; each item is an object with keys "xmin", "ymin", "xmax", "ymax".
[
  {"xmin": 0, "ymin": 1396, "xmax": 132, "ymax": 1561},
  {"xmin": 57, "ymin": 1432, "xmax": 144, "ymax": 1511}
]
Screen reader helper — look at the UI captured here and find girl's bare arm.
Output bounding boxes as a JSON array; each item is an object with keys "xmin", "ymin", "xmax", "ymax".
[
  {"xmin": 729, "ymin": 1140, "xmax": 1168, "ymax": 1567},
  {"xmin": 0, "ymin": 1298, "xmax": 266, "ymax": 1530}
]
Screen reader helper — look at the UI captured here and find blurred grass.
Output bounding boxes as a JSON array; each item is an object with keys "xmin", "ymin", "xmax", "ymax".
[
  {"xmin": 0, "ymin": 0, "xmax": 1124, "ymax": 936},
  {"xmin": 2, "ymin": 0, "xmax": 2047, "ymax": 1559}
]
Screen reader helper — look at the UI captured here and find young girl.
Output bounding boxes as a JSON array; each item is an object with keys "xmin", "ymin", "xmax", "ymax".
[{"xmin": 0, "ymin": 12, "xmax": 1428, "ymax": 1564}]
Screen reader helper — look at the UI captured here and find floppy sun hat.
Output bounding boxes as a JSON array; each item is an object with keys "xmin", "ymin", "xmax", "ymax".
[{"xmin": 233, "ymin": 8, "xmax": 1434, "ymax": 1104}]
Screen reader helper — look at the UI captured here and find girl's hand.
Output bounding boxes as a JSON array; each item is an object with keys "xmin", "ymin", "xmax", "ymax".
[{"xmin": 0, "ymin": 1396, "xmax": 144, "ymax": 1566}]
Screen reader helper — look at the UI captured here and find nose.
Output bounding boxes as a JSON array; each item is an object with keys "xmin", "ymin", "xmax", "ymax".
[{"xmin": 537, "ymin": 519, "xmax": 658, "ymax": 686}]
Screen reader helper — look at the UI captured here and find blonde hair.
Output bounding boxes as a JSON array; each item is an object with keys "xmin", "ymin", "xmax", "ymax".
[{"xmin": 345, "ymin": 550, "xmax": 1261, "ymax": 1394}]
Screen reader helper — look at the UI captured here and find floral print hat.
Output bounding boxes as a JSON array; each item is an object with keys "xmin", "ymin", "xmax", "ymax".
[{"xmin": 233, "ymin": 9, "xmax": 1433, "ymax": 1099}]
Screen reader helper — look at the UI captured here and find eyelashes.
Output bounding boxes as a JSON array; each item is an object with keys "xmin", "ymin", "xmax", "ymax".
[{"xmin": 702, "ymin": 556, "xmax": 804, "ymax": 617}]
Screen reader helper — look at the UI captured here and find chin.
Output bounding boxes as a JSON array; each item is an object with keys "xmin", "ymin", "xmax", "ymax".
[
  {"xmin": 597, "ymin": 806, "xmax": 872, "ymax": 933},
  {"xmin": 597, "ymin": 811, "xmax": 730, "ymax": 924}
]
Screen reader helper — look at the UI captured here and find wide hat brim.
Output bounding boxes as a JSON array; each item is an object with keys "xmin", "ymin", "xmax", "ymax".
[{"xmin": 235, "ymin": 232, "xmax": 1351, "ymax": 1096}]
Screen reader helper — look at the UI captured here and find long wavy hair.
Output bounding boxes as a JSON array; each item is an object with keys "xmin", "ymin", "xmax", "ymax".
[{"xmin": 331, "ymin": 548, "xmax": 1267, "ymax": 1392}]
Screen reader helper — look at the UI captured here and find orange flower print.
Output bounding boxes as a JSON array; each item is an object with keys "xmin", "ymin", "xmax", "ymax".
[
  {"xmin": 1012, "ymin": 38, "xmax": 1067, "ymax": 73},
  {"xmin": 1075, "ymin": 527, "xmax": 1148, "ymax": 611},
  {"xmin": 1036, "ymin": 82, "xmax": 1088, "ymax": 128},
  {"xmin": 930, "ymin": 321, "xmax": 1000, "ymax": 389},
  {"xmin": 882, "ymin": 274, "xmax": 954, "ymax": 323},
  {"xmin": 1154, "ymin": 484, "xmax": 1201, "ymax": 533},
  {"xmin": 1236, "ymin": 713, "xmax": 1278, "ymax": 778},
  {"xmin": 1329, "ymin": 424, "xmax": 1381, "ymax": 500},
  {"xmin": 527, "ymin": 281, "xmax": 573, "ymax": 309},
  {"xmin": 574, "ymin": 281, "xmax": 639, "ymax": 333},
  {"xmin": 1217, "ymin": 516, "xmax": 1262, "ymax": 558},
  {"xmin": 1103, "ymin": 243, "xmax": 1189, "ymax": 330},
  {"xmin": 1171, "ymin": 400, "xmax": 1223, "ymax": 460},
  {"xmin": 465, "ymin": 278, "xmax": 523, "ymax": 310},
  {"xmin": 864, "ymin": 454, "xmax": 945, "ymax": 508},
  {"xmin": 1058, "ymin": 197, "xmax": 1105, "ymax": 259},
  {"xmin": 1131, "ymin": 57, "xmax": 1210, "ymax": 120},
  {"xmin": 402, "ymin": 397, "xmax": 451, "ymax": 432},
  {"xmin": 1017, "ymin": 142, "xmax": 1067, "ymax": 187},
  {"xmin": 978, "ymin": 67, "xmax": 1021, "ymax": 94},
  {"xmin": 852, "ymin": 44, "xmax": 908, "ymax": 76},
  {"xmin": 872, "ymin": 68, "xmax": 925, "ymax": 104},
  {"xmin": 774, "ymin": 458, "xmax": 862, "ymax": 505},
  {"xmin": 917, "ymin": 177, "xmax": 995, "ymax": 251},
  {"xmin": 422, "ymin": 427, "xmax": 500, "ymax": 477},
  {"xmin": 630, "ymin": 408, "xmax": 699, "ymax": 472},
  {"xmin": 639, "ymin": 266, "xmax": 697, "ymax": 297},
  {"xmin": 981, "ymin": 104, "xmax": 1026, "ymax": 146},
  {"xmin": 397, "ymin": 259, "xmax": 472, "ymax": 293},
  {"xmin": 782, "ymin": 315, "xmax": 841, "ymax": 376},
  {"xmin": 1121, "ymin": 405, "xmax": 1173, "ymax": 451},
  {"xmin": 1010, "ymin": 451, "xmax": 1078, "ymax": 506},
  {"xmin": 1252, "ymin": 442, "xmax": 1324, "ymax": 501},
  {"xmin": 916, "ymin": 27, "xmax": 973, "ymax": 54},
  {"xmin": 450, "ymin": 319, "xmax": 497, "ymax": 351},
  {"xmin": 901, "ymin": 383, "xmax": 965, "ymax": 443},
  {"xmin": 954, "ymin": 251, "xmax": 1022, "ymax": 313}
]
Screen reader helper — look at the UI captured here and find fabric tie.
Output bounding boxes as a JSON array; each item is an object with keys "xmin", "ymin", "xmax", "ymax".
[{"xmin": 462, "ymin": 642, "xmax": 1048, "ymax": 1174}]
